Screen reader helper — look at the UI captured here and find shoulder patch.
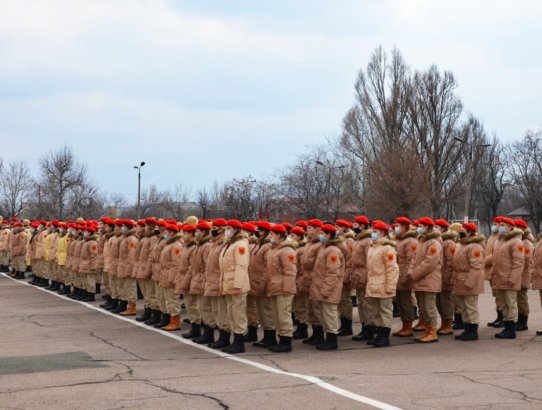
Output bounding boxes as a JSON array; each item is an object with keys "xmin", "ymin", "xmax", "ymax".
[
  {"xmin": 288, "ymin": 253, "xmax": 295, "ymax": 263},
  {"xmin": 386, "ymin": 253, "xmax": 395, "ymax": 262},
  {"xmin": 429, "ymin": 246, "xmax": 438, "ymax": 256},
  {"xmin": 525, "ymin": 247, "xmax": 530, "ymax": 255},
  {"xmin": 129, "ymin": 242, "xmax": 136, "ymax": 249},
  {"xmin": 410, "ymin": 244, "xmax": 417, "ymax": 253},
  {"xmin": 330, "ymin": 254, "xmax": 338, "ymax": 264},
  {"xmin": 449, "ymin": 247, "xmax": 455, "ymax": 255},
  {"xmin": 91, "ymin": 244, "xmax": 97, "ymax": 252},
  {"xmin": 238, "ymin": 246, "xmax": 246, "ymax": 256},
  {"xmin": 174, "ymin": 247, "xmax": 181, "ymax": 255},
  {"xmin": 473, "ymin": 249, "xmax": 481, "ymax": 259},
  {"xmin": 517, "ymin": 244, "xmax": 524, "ymax": 253}
]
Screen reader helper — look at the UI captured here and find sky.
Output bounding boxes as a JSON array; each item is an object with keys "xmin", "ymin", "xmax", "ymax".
[{"xmin": 0, "ymin": 0, "xmax": 541, "ymax": 202}]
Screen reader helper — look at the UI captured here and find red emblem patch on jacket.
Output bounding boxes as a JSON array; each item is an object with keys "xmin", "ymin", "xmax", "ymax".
[
  {"xmin": 429, "ymin": 246, "xmax": 437, "ymax": 256},
  {"xmin": 473, "ymin": 250, "xmax": 481, "ymax": 259},
  {"xmin": 238, "ymin": 246, "xmax": 246, "ymax": 256},
  {"xmin": 129, "ymin": 242, "xmax": 136, "ymax": 249},
  {"xmin": 386, "ymin": 253, "xmax": 395, "ymax": 262},
  {"xmin": 288, "ymin": 254, "xmax": 295, "ymax": 263},
  {"xmin": 329, "ymin": 254, "xmax": 338, "ymax": 264},
  {"xmin": 91, "ymin": 244, "xmax": 97, "ymax": 252},
  {"xmin": 449, "ymin": 247, "xmax": 455, "ymax": 255},
  {"xmin": 174, "ymin": 247, "xmax": 181, "ymax": 255},
  {"xmin": 517, "ymin": 244, "xmax": 524, "ymax": 253},
  {"xmin": 525, "ymin": 248, "xmax": 530, "ymax": 255},
  {"xmin": 410, "ymin": 244, "xmax": 417, "ymax": 253}
]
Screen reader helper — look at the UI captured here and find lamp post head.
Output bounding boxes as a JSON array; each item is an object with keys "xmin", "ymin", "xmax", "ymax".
[
  {"xmin": 316, "ymin": 160, "xmax": 325, "ymax": 166},
  {"xmin": 140, "ymin": 161, "xmax": 146, "ymax": 167}
]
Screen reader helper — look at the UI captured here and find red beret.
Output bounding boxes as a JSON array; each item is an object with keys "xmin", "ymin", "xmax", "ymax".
[
  {"xmin": 395, "ymin": 216, "xmax": 412, "ymax": 226},
  {"xmin": 354, "ymin": 216, "xmax": 370, "ymax": 225},
  {"xmin": 514, "ymin": 219, "xmax": 528, "ymax": 229},
  {"xmin": 183, "ymin": 225, "xmax": 196, "ymax": 232},
  {"xmin": 165, "ymin": 223, "xmax": 180, "ymax": 232},
  {"xmin": 492, "ymin": 216, "xmax": 502, "ymax": 224},
  {"xmin": 122, "ymin": 219, "xmax": 135, "ymax": 227},
  {"xmin": 308, "ymin": 219, "xmax": 323, "ymax": 228},
  {"xmin": 500, "ymin": 217, "xmax": 515, "ymax": 227},
  {"xmin": 228, "ymin": 219, "xmax": 243, "ymax": 229},
  {"xmin": 241, "ymin": 222, "xmax": 257, "ymax": 233},
  {"xmin": 213, "ymin": 218, "xmax": 228, "ymax": 227},
  {"xmin": 256, "ymin": 221, "xmax": 272, "ymax": 231},
  {"xmin": 435, "ymin": 219, "xmax": 449, "ymax": 228},
  {"xmin": 281, "ymin": 222, "xmax": 293, "ymax": 229},
  {"xmin": 295, "ymin": 220, "xmax": 308, "ymax": 228},
  {"xmin": 335, "ymin": 219, "xmax": 351, "ymax": 228},
  {"xmin": 462, "ymin": 222, "xmax": 477, "ymax": 233},
  {"xmin": 154, "ymin": 220, "xmax": 166, "ymax": 227},
  {"xmin": 291, "ymin": 226, "xmax": 305, "ymax": 235},
  {"xmin": 137, "ymin": 219, "xmax": 146, "ymax": 226},
  {"xmin": 321, "ymin": 224, "xmax": 336, "ymax": 233},
  {"xmin": 417, "ymin": 217, "xmax": 435, "ymax": 226},
  {"xmin": 145, "ymin": 217, "xmax": 157, "ymax": 224},
  {"xmin": 196, "ymin": 221, "xmax": 212, "ymax": 230},
  {"xmin": 371, "ymin": 220, "xmax": 389, "ymax": 232},
  {"xmin": 271, "ymin": 224, "xmax": 287, "ymax": 234}
]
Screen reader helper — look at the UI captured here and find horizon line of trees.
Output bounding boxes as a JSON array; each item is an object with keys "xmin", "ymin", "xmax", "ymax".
[{"xmin": 1, "ymin": 47, "xmax": 541, "ymax": 232}]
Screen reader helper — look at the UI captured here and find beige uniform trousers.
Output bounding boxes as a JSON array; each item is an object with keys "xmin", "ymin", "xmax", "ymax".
[
  {"xmin": 436, "ymin": 290, "xmax": 454, "ymax": 321},
  {"xmin": 226, "ymin": 293, "xmax": 248, "ymax": 335},
  {"xmin": 338, "ymin": 287, "xmax": 353, "ymax": 320},
  {"xmin": 356, "ymin": 288, "xmax": 377, "ymax": 325},
  {"xmin": 517, "ymin": 288, "xmax": 529, "ymax": 316},
  {"xmin": 102, "ymin": 271, "xmax": 110, "ymax": 295},
  {"xmin": 246, "ymin": 295, "xmax": 259, "ymax": 327},
  {"xmin": 396, "ymin": 289, "xmax": 415, "ymax": 322},
  {"xmin": 270, "ymin": 295, "xmax": 294, "ymax": 337},
  {"xmin": 198, "ymin": 295, "xmax": 216, "ymax": 327},
  {"xmin": 137, "ymin": 278, "xmax": 154, "ymax": 309},
  {"xmin": 416, "ymin": 291, "xmax": 438, "ymax": 327},
  {"xmin": 491, "ymin": 287, "xmax": 505, "ymax": 311},
  {"xmin": 162, "ymin": 286, "xmax": 181, "ymax": 316},
  {"xmin": 211, "ymin": 296, "xmax": 230, "ymax": 332},
  {"xmin": 84, "ymin": 273, "xmax": 97, "ymax": 294},
  {"xmin": 13, "ymin": 256, "xmax": 26, "ymax": 272},
  {"xmin": 109, "ymin": 274, "xmax": 118, "ymax": 299},
  {"xmin": 155, "ymin": 282, "xmax": 166, "ymax": 312},
  {"xmin": 454, "ymin": 295, "xmax": 479, "ymax": 324},
  {"xmin": 366, "ymin": 297, "xmax": 393, "ymax": 328},
  {"xmin": 0, "ymin": 250, "xmax": 9, "ymax": 266},
  {"xmin": 183, "ymin": 294, "xmax": 201, "ymax": 324},
  {"xmin": 292, "ymin": 292, "xmax": 309, "ymax": 325},
  {"xmin": 496, "ymin": 289, "xmax": 518, "ymax": 321},
  {"xmin": 312, "ymin": 300, "xmax": 339, "ymax": 334}
]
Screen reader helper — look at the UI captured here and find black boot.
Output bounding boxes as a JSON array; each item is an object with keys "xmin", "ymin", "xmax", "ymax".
[
  {"xmin": 45, "ymin": 280, "xmax": 54, "ymax": 290},
  {"xmin": 488, "ymin": 310, "xmax": 504, "ymax": 328},
  {"xmin": 222, "ymin": 333, "xmax": 245, "ymax": 354},
  {"xmin": 136, "ymin": 307, "xmax": 151, "ymax": 322},
  {"xmin": 182, "ymin": 323, "xmax": 202, "ymax": 339},
  {"xmin": 100, "ymin": 296, "xmax": 112, "ymax": 308},
  {"xmin": 454, "ymin": 323, "xmax": 469, "ymax": 340},
  {"xmin": 392, "ymin": 302, "xmax": 400, "ymax": 318},
  {"xmin": 146, "ymin": 309, "xmax": 162, "ymax": 326},
  {"xmin": 75, "ymin": 290, "xmax": 87, "ymax": 301},
  {"xmin": 193, "ymin": 325, "xmax": 215, "ymax": 345},
  {"xmin": 302, "ymin": 326, "xmax": 324, "ymax": 345},
  {"xmin": 210, "ymin": 329, "xmax": 230, "ymax": 349},
  {"xmin": 29, "ymin": 276, "xmax": 39, "ymax": 285},
  {"xmin": 293, "ymin": 323, "xmax": 309, "ymax": 339},
  {"xmin": 268, "ymin": 336, "xmax": 292, "ymax": 353},
  {"xmin": 52, "ymin": 281, "xmax": 61, "ymax": 291},
  {"xmin": 68, "ymin": 287, "xmax": 80, "ymax": 299},
  {"xmin": 154, "ymin": 313, "xmax": 171, "ymax": 328},
  {"xmin": 113, "ymin": 300, "xmax": 128, "ymax": 314},
  {"xmin": 81, "ymin": 292, "xmax": 95, "ymax": 302},
  {"xmin": 353, "ymin": 325, "xmax": 375, "ymax": 342},
  {"xmin": 413, "ymin": 306, "xmax": 419, "ymax": 320},
  {"xmin": 253, "ymin": 329, "xmax": 277, "ymax": 348},
  {"xmin": 17, "ymin": 271, "xmax": 26, "ymax": 280},
  {"xmin": 106, "ymin": 299, "xmax": 119, "ymax": 312},
  {"xmin": 337, "ymin": 318, "xmax": 353, "ymax": 336},
  {"xmin": 537, "ymin": 330, "xmax": 542, "ymax": 336},
  {"xmin": 516, "ymin": 314, "xmax": 528, "ymax": 331},
  {"xmin": 244, "ymin": 325, "xmax": 259, "ymax": 342},
  {"xmin": 452, "ymin": 313, "xmax": 464, "ymax": 330},
  {"xmin": 456, "ymin": 323, "xmax": 479, "ymax": 341},
  {"xmin": 316, "ymin": 332, "xmax": 338, "ymax": 350},
  {"xmin": 373, "ymin": 327, "xmax": 391, "ymax": 348},
  {"xmin": 95, "ymin": 283, "xmax": 101, "ymax": 294},
  {"xmin": 495, "ymin": 320, "xmax": 516, "ymax": 339}
]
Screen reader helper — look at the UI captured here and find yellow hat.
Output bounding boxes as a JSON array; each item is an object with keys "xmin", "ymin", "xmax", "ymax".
[
  {"xmin": 0, "ymin": 216, "xmax": 3, "ymax": 221},
  {"xmin": 184, "ymin": 215, "xmax": 199, "ymax": 226},
  {"xmin": 76, "ymin": 217, "xmax": 85, "ymax": 224},
  {"xmin": 23, "ymin": 219, "xmax": 30, "ymax": 226},
  {"xmin": 449, "ymin": 223, "xmax": 462, "ymax": 233}
]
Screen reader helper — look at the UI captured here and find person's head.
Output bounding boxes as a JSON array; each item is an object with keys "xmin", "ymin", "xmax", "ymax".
[
  {"xmin": 211, "ymin": 219, "xmax": 228, "ymax": 239},
  {"xmin": 320, "ymin": 224, "xmax": 336, "ymax": 242},
  {"xmin": 195, "ymin": 221, "xmax": 212, "ymax": 240},
  {"xmin": 290, "ymin": 226, "xmax": 305, "ymax": 242},
  {"xmin": 371, "ymin": 220, "xmax": 389, "ymax": 241},
  {"xmin": 353, "ymin": 216, "xmax": 369, "ymax": 234},
  {"xmin": 434, "ymin": 219, "xmax": 449, "ymax": 233},
  {"xmin": 416, "ymin": 217, "xmax": 435, "ymax": 236},
  {"xmin": 183, "ymin": 225, "xmax": 196, "ymax": 240},
  {"xmin": 307, "ymin": 219, "xmax": 323, "ymax": 240},
  {"xmin": 498, "ymin": 217, "xmax": 515, "ymax": 234},
  {"xmin": 225, "ymin": 220, "xmax": 242, "ymax": 239},
  {"xmin": 394, "ymin": 217, "xmax": 412, "ymax": 235},
  {"xmin": 270, "ymin": 225, "xmax": 287, "ymax": 245},
  {"xmin": 462, "ymin": 222, "xmax": 477, "ymax": 238}
]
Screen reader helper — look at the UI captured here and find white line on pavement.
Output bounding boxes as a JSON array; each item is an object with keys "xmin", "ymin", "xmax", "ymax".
[{"xmin": 1, "ymin": 273, "xmax": 401, "ymax": 410}]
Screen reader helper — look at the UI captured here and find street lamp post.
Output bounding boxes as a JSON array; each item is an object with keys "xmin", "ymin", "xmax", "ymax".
[
  {"xmin": 133, "ymin": 161, "xmax": 146, "ymax": 219},
  {"xmin": 455, "ymin": 138, "xmax": 490, "ymax": 222},
  {"xmin": 316, "ymin": 160, "xmax": 346, "ymax": 220}
]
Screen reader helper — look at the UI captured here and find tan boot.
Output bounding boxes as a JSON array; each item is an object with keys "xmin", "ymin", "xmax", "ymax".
[
  {"xmin": 414, "ymin": 325, "xmax": 429, "ymax": 341},
  {"xmin": 392, "ymin": 321, "xmax": 414, "ymax": 337},
  {"xmin": 418, "ymin": 324, "xmax": 438, "ymax": 343},
  {"xmin": 120, "ymin": 302, "xmax": 137, "ymax": 316},
  {"xmin": 437, "ymin": 318, "xmax": 454, "ymax": 335},
  {"xmin": 162, "ymin": 315, "xmax": 181, "ymax": 331},
  {"xmin": 413, "ymin": 313, "xmax": 426, "ymax": 331}
]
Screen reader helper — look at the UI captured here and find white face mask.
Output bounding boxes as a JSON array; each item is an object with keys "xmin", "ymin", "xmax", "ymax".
[
  {"xmin": 394, "ymin": 226, "xmax": 401, "ymax": 235},
  {"xmin": 225, "ymin": 229, "xmax": 233, "ymax": 239},
  {"xmin": 121, "ymin": 226, "xmax": 128, "ymax": 233},
  {"xmin": 270, "ymin": 237, "xmax": 277, "ymax": 244}
]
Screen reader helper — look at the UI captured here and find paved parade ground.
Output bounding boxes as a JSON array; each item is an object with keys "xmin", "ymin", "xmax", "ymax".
[{"xmin": 1, "ymin": 273, "xmax": 541, "ymax": 410}]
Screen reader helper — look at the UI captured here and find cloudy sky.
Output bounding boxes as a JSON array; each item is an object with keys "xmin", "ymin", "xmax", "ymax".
[{"xmin": 0, "ymin": 0, "xmax": 540, "ymax": 202}]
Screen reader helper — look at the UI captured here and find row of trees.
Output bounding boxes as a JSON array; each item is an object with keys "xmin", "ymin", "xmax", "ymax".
[{"xmin": 1, "ymin": 47, "xmax": 540, "ymax": 232}]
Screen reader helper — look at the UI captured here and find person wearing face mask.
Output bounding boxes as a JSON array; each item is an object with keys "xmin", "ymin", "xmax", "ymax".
[
  {"xmin": 114, "ymin": 220, "xmax": 139, "ymax": 316},
  {"xmin": 491, "ymin": 217, "xmax": 525, "ymax": 339},
  {"xmin": 134, "ymin": 218, "xmax": 159, "ymax": 323},
  {"xmin": 513, "ymin": 219, "xmax": 534, "ymax": 332},
  {"xmin": 406, "ymin": 217, "xmax": 443, "ymax": 343},
  {"xmin": 55, "ymin": 222, "xmax": 70, "ymax": 294},
  {"xmin": 99, "ymin": 218, "xmax": 117, "ymax": 306},
  {"xmin": 335, "ymin": 220, "xmax": 355, "ymax": 337},
  {"xmin": 291, "ymin": 222, "xmax": 309, "ymax": 339},
  {"xmin": 309, "ymin": 223, "xmax": 345, "ymax": 350},
  {"xmin": 452, "ymin": 223, "xmax": 485, "ymax": 341},
  {"xmin": 40, "ymin": 223, "xmax": 54, "ymax": 285},
  {"xmin": 219, "ymin": 219, "xmax": 250, "ymax": 354},
  {"xmin": 241, "ymin": 222, "xmax": 260, "ymax": 342},
  {"xmin": 532, "ymin": 232, "xmax": 542, "ymax": 336},
  {"xmin": 392, "ymin": 217, "xmax": 419, "ymax": 337},
  {"xmin": 247, "ymin": 221, "xmax": 276, "ymax": 348},
  {"xmin": 485, "ymin": 217, "xmax": 505, "ymax": 328},
  {"xmin": 45, "ymin": 221, "xmax": 60, "ymax": 290},
  {"xmin": 69, "ymin": 225, "xmax": 86, "ymax": 299},
  {"xmin": 365, "ymin": 220, "xmax": 399, "ymax": 347},
  {"xmin": 204, "ymin": 219, "xmax": 231, "ymax": 349},
  {"xmin": 148, "ymin": 220, "xmax": 169, "ymax": 327},
  {"xmin": 300, "ymin": 219, "xmax": 325, "ymax": 345},
  {"xmin": 176, "ymin": 222, "xmax": 201, "ymax": 338},
  {"xmin": 103, "ymin": 221, "xmax": 124, "ymax": 311},
  {"xmin": 79, "ymin": 225, "xmax": 99, "ymax": 302},
  {"xmin": 434, "ymin": 219, "xmax": 458, "ymax": 336},
  {"xmin": 350, "ymin": 215, "xmax": 376, "ymax": 343},
  {"xmin": 265, "ymin": 224, "xmax": 297, "ymax": 353},
  {"xmin": 28, "ymin": 222, "xmax": 42, "ymax": 285}
]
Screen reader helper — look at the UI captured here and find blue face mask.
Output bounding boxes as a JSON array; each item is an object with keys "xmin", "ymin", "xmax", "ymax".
[
  {"xmin": 163, "ymin": 234, "xmax": 169, "ymax": 240},
  {"xmin": 319, "ymin": 234, "xmax": 326, "ymax": 242},
  {"xmin": 394, "ymin": 226, "xmax": 401, "ymax": 235},
  {"xmin": 498, "ymin": 226, "xmax": 507, "ymax": 234},
  {"xmin": 416, "ymin": 227, "xmax": 425, "ymax": 235},
  {"xmin": 491, "ymin": 225, "xmax": 498, "ymax": 233},
  {"xmin": 371, "ymin": 232, "xmax": 379, "ymax": 241}
]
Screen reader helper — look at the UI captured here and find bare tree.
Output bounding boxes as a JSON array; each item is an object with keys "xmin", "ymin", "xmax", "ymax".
[
  {"xmin": 0, "ymin": 160, "xmax": 34, "ymax": 217},
  {"xmin": 161, "ymin": 184, "xmax": 193, "ymax": 220},
  {"xmin": 197, "ymin": 188, "xmax": 210, "ymax": 219}
]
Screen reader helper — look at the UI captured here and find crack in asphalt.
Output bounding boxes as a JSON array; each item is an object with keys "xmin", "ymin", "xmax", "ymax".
[
  {"xmin": 89, "ymin": 331, "xmax": 147, "ymax": 361},
  {"xmin": 141, "ymin": 380, "xmax": 230, "ymax": 409}
]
